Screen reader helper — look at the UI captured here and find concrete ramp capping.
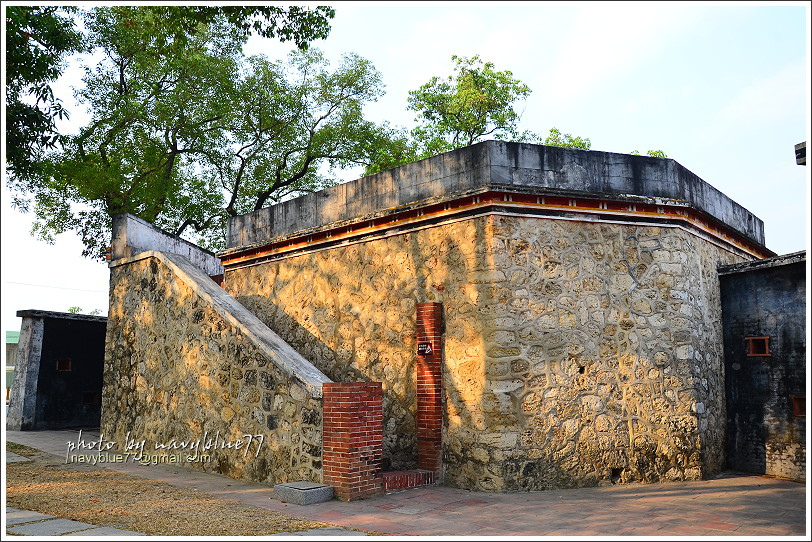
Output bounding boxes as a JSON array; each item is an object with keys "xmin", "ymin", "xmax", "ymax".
[
  {"xmin": 111, "ymin": 213, "xmax": 224, "ymax": 276},
  {"xmin": 109, "ymin": 249, "xmax": 332, "ymax": 398}
]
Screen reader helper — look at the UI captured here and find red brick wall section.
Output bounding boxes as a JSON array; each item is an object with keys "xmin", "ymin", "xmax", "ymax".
[
  {"xmin": 416, "ymin": 302, "xmax": 443, "ymax": 474},
  {"xmin": 322, "ymin": 382, "xmax": 384, "ymax": 501}
]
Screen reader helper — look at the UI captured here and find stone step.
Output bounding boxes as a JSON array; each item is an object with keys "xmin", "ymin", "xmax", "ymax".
[
  {"xmin": 381, "ymin": 469, "xmax": 435, "ymax": 494},
  {"xmin": 273, "ymin": 481, "xmax": 334, "ymax": 505}
]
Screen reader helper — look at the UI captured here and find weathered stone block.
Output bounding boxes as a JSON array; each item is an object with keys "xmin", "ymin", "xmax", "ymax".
[{"xmin": 273, "ymin": 481, "xmax": 334, "ymax": 505}]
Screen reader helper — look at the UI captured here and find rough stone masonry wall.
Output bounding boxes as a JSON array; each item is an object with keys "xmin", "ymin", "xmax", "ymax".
[
  {"xmin": 468, "ymin": 215, "xmax": 742, "ymax": 490},
  {"xmin": 225, "ymin": 219, "xmax": 493, "ymax": 471},
  {"xmin": 103, "ymin": 256, "xmax": 323, "ymax": 484},
  {"xmin": 225, "ymin": 215, "xmax": 745, "ymax": 490}
]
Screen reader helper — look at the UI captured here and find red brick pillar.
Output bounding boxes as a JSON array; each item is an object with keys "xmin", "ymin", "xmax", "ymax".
[
  {"xmin": 416, "ymin": 302, "xmax": 443, "ymax": 474},
  {"xmin": 322, "ymin": 382, "xmax": 384, "ymax": 501}
]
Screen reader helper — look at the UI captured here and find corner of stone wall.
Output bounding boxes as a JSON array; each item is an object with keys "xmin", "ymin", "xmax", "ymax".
[{"xmin": 103, "ymin": 250, "xmax": 331, "ymax": 485}]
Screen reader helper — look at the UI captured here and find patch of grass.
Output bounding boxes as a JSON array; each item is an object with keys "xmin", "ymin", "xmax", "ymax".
[
  {"xmin": 6, "ymin": 454, "xmax": 331, "ymax": 536},
  {"xmin": 6, "ymin": 441, "xmax": 40, "ymax": 457}
]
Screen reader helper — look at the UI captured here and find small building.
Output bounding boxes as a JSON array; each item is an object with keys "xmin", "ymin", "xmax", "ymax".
[
  {"xmin": 719, "ymin": 251, "xmax": 806, "ymax": 482},
  {"xmin": 7, "ymin": 310, "xmax": 108, "ymax": 430}
]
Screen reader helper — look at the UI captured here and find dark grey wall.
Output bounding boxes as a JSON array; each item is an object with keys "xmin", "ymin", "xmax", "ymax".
[
  {"xmin": 37, "ymin": 317, "xmax": 107, "ymax": 429},
  {"xmin": 7, "ymin": 310, "xmax": 107, "ymax": 430},
  {"xmin": 719, "ymin": 252, "xmax": 806, "ymax": 481}
]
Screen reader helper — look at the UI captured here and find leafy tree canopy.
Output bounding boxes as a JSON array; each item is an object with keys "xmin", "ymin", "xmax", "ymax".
[
  {"xmin": 407, "ymin": 55, "xmax": 533, "ymax": 156},
  {"xmin": 152, "ymin": 5, "xmax": 335, "ymax": 49},
  {"xmin": 5, "ymin": 5, "xmax": 334, "ymax": 185},
  {"xmin": 100, "ymin": 5, "xmax": 335, "ymax": 55},
  {"xmin": 5, "ymin": 6, "xmax": 86, "ymax": 183},
  {"xmin": 630, "ymin": 149, "xmax": 668, "ymax": 157},
  {"xmin": 544, "ymin": 127, "xmax": 591, "ymax": 150},
  {"xmin": 8, "ymin": 6, "xmax": 388, "ymax": 260}
]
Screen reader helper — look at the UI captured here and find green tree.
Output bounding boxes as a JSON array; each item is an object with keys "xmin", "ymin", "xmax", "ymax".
[
  {"xmin": 363, "ymin": 55, "xmax": 596, "ymax": 175},
  {"xmin": 630, "ymin": 149, "xmax": 668, "ymax": 157},
  {"xmin": 544, "ymin": 127, "xmax": 591, "ymax": 150},
  {"xmin": 24, "ymin": 7, "xmax": 244, "ymax": 259},
  {"xmin": 407, "ymin": 55, "xmax": 533, "ymax": 157},
  {"xmin": 5, "ymin": 6, "xmax": 86, "ymax": 184},
  {"xmin": 67, "ymin": 307, "xmax": 101, "ymax": 315},
  {"xmin": 15, "ymin": 7, "xmax": 385, "ymax": 260},
  {"xmin": 5, "ymin": 5, "xmax": 334, "ymax": 187}
]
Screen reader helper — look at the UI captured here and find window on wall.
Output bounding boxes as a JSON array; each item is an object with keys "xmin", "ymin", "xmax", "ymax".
[
  {"xmin": 55, "ymin": 358, "xmax": 72, "ymax": 371},
  {"xmin": 745, "ymin": 336, "xmax": 771, "ymax": 357},
  {"xmin": 790, "ymin": 395, "xmax": 805, "ymax": 418}
]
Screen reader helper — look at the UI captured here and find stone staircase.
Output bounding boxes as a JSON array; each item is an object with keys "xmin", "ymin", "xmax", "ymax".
[{"xmin": 381, "ymin": 469, "xmax": 436, "ymax": 494}]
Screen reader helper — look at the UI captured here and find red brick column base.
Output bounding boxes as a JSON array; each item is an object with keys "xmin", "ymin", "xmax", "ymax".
[
  {"xmin": 322, "ymin": 382, "xmax": 384, "ymax": 501},
  {"xmin": 416, "ymin": 302, "xmax": 443, "ymax": 474}
]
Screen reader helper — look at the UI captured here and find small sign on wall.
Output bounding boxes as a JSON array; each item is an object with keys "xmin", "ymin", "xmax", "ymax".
[{"xmin": 417, "ymin": 342, "xmax": 433, "ymax": 356}]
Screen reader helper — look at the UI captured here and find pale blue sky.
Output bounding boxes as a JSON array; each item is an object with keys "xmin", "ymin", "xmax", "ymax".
[{"xmin": 2, "ymin": 1, "xmax": 810, "ymax": 351}]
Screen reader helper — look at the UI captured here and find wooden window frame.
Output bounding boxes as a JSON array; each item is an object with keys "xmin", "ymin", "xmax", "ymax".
[
  {"xmin": 790, "ymin": 395, "xmax": 805, "ymax": 418},
  {"xmin": 745, "ymin": 336, "xmax": 771, "ymax": 357}
]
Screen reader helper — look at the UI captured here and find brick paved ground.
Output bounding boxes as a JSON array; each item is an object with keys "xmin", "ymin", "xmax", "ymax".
[{"xmin": 6, "ymin": 429, "xmax": 808, "ymax": 537}]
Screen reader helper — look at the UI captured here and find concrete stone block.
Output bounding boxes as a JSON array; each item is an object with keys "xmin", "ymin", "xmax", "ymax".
[
  {"xmin": 5, "ymin": 509, "xmax": 55, "ymax": 526},
  {"xmin": 70, "ymin": 527, "xmax": 146, "ymax": 536},
  {"xmin": 6, "ymin": 452, "xmax": 32, "ymax": 463},
  {"xmin": 7, "ymin": 518, "xmax": 95, "ymax": 536},
  {"xmin": 273, "ymin": 481, "xmax": 334, "ymax": 505}
]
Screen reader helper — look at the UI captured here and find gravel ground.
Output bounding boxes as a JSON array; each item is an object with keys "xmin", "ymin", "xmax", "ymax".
[{"xmin": 5, "ymin": 442, "xmax": 334, "ymax": 536}]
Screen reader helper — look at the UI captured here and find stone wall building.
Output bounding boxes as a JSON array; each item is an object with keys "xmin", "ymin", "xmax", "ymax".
[{"xmin": 103, "ymin": 141, "xmax": 787, "ymax": 497}]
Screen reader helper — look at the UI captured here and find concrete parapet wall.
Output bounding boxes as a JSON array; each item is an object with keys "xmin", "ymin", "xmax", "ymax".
[
  {"xmin": 103, "ymin": 250, "xmax": 331, "ymax": 484},
  {"xmin": 112, "ymin": 213, "xmax": 224, "ymax": 276},
  {"xmin": 226, "ymin": 141, "xmax": 766, "ymax": 249}
]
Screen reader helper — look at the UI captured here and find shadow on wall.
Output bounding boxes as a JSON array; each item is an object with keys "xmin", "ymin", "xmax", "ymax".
[
  {"xmin": 103, "ymin": 255, "xmax": 324, "ymax": 486},
  {"xmin": 221, "ymin": 213, "xmax": 725, "ymax": 491},
  {"xmin": 233, "ymin": 293, "xmax": 417, "ymax": 472},
  {"xmin": 436, "ymin": 216, "xmax": 717, "ymax": 490}
]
